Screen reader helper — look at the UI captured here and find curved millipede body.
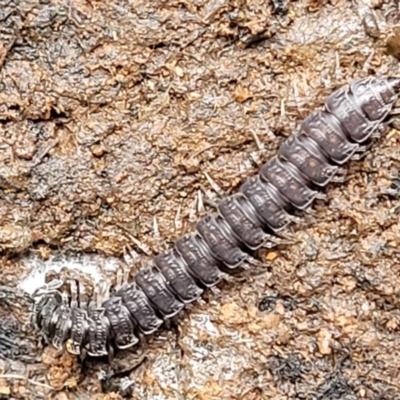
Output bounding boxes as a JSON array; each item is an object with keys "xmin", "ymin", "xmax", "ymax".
[{"xmin": 33, "ymin": 76, "xmax": 400, "ymax": 359}]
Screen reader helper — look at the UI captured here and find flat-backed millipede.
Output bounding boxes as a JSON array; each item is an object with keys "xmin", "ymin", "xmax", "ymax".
[{"xmin": 32, "ymin": 76, "xmax": 400, "ymax": 359}]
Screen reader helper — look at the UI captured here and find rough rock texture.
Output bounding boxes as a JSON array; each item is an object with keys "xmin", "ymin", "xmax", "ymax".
[{"xmin": 1, "ymin": 0, "xmax": 400, "ymax": 398}]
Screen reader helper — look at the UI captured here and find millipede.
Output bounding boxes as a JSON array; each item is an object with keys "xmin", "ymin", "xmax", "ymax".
[{"xmin": 32, "ymin": 75, "xmax": 400, "ymax": 360}]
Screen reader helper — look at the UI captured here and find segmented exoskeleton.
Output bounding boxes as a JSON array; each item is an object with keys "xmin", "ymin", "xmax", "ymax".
[{"xmin": 33, "ymin": 76, "xmax": 400, "ymax": 359}]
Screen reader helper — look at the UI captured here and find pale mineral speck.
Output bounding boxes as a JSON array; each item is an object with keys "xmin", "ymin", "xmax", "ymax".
[{"xmin": 18, "ymin": 254, "xmax": 121, "ymax": 295}]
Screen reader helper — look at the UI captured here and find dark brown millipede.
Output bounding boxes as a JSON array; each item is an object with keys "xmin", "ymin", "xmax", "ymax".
[{"xmin": 32, "ymin": 76, "xmax": 400, "ymax": 360}]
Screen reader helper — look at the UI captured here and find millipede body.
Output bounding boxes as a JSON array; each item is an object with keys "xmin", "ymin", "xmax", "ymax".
[{"xmin": 33, "ymin": 76, "xmax": 400, "ymax": 359}]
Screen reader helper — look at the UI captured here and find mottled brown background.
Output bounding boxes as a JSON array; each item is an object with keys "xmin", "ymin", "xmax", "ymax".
[{"xmin": 1, "ymin": 0, "xmax": 400, "ymax": 399}]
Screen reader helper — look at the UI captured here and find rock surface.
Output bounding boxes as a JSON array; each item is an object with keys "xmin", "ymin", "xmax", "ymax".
[{"xmin": 1, "ymin": 0, "xmax": 400, "ymax": 398}]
